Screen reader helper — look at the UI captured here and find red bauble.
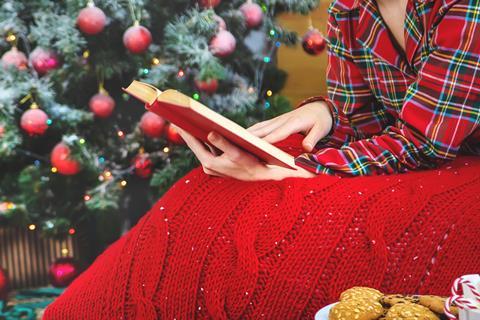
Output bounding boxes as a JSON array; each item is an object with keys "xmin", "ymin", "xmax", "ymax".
[
  {"xmin": 77, "ymin": 5, "xmax": 107, "ymax": 35},
  {"xmin": 48, "ymin": 257, "xmax": 80, "ymax": 288},
  {"xmin": 20, "ymin": 108, "xmax": 49, "ymax": 136},
  {"xmin": 30, "ymin": 47, "xmax": 60, "ymax": 75},
  {"xmin": 89, "ymin": 92, "xmax": 115, "ymax": 118},
  {"xmin": 166, "ymin": 123, "xmax": 185, "ymax": 145},
  {"xmin": 132, "ymin": 153, "xmax": 153, "ymax": 178},
  {"xmin": 240, "ymin": 2, "xmax": 264, "ymax": 28},
  {"xmin": 1, "ymin": 47, "xmax": 28, "ymax": 70},
  {"xmin": 199, "ymin": 0, "xmax": 221, "ymax": 8},
  {"xmin": 209, "ymin": 30, "xmax": 236, "ymax": 57},
  {"xmin": 0, "ymin": 125, "xmax": 4, "ymax": 138},
  {"xmin": 194, "ymin": 78, "xmax": 219, "ymax": 94},
  {"xmin": 302, "ymin": 29, "xmax": 326, "ymax": 56},
  {"xmin": 51, "ymin": 142, "xmax": 81, "ymax": 176},
  {"xmin": 0, "ymin": 267, "xmax": 9, "ymax": 301},
  {"xmin": 123, "ymin": 24, "xmax": 152, "ymax": 54},
  {"xmin": 140, "ymin": 111, "xmax": 166, "ymax": 138}
]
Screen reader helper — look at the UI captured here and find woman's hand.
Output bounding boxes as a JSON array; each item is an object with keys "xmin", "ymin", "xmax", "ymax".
[
  {"xmin": 247, "ymin": 101, "xmax": 333, "ymax": 152},
  {"xmin": 172, "ymin": 125, "xmax": 316, "ymax": 181}
]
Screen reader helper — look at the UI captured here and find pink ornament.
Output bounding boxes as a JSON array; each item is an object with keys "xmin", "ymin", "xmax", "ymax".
[
  {"xmin": 240, "ymin": 2, "xmax": 264, "ymax": 28},
  {"xmin": 20, "ymin": 108, "xmax": 49, "ymax": 136},
  {"xmin": 140, "ymin": 111, "xmax": 166, "ymax": 138},
  {"xmin": 77, "ymin": 5, "xmax": 107, "ymax": 35},
  {"xmin": 30, "ymin": 47, "xmax": 60, "ymax": 75},
  {"xmin": 0, "ymin": 125, "xmax": 4, "ymax": 137},
  {"xmin": 213, "ymin": 14, "xmax": 226, "ymax": 31},
  {"xmin": 194, "ymin": 78, "xmax": 219, "ymax": 94},
  {"xmin": 51, "ymin": 142, "xmax": 81, "ymax": 175},
  {"xmin": 48, "ymin": 257, "xmax": 80, "ymax": 288},
  {"xmin": 198, "ymin": 0, "xmax": 221, "ymax": 8},
  {"xmin": 123, "ymin": 24, "xmax": 152, "ymax": 54},
  {"xmin": 209, "ymin": 30, "xmax": 236, "ymax": 57},
  {"xmin": 1, "ymin": 47, "xmax": 28, "ymax": 70},
  {"xmin": 89, "ymin": 92, "xmax": 115, "ymax": 118}
]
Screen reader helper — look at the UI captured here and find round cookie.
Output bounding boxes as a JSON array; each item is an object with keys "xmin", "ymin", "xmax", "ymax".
[
  {"xmin": 329, "ymin": 297, "xmax": 385, "ymax": 320},
  {"xmin": 384, "ymin": 302, "xmax": 440, "ymax": 320},
  {"xmin": 340, "ymin": 287, "xmax": 384, "ymax": 302},
  {"xmin": 381, "ymin": 294, "xmax": 420, "ymax": 306},
  {"xmin": 418, "ymin": 295, "xmax": 458, "ymax": 316}
]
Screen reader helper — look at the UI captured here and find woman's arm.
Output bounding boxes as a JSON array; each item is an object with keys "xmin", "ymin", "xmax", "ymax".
[
  {"xmin": 296, "ymin": 8, "xmax": 393, "ymax": 153},
  {"xmin": 295, "ymin": 1, "xmax": 480, "ymax": 176}
]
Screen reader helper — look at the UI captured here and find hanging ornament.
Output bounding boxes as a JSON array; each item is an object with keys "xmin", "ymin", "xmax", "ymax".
[
  {"xmin": 0, "ymin": 125, "xmax": 4, "ymax": 138},
  {"xmin": 77, "ymin": 3, "xmax": 107, "ymax": 35},
  {"xmin": 302, "ymin": 28, "xmax": 326, "ymax": 56},
  {"xmin": 166, "ymin": 123, "xmax": 185, "ymax": 145},
  {"xmin": 194, "ymin": 78, "xmax": 218, "ymax": 95},
  {"xmin": 213, "ymin": 14, "xmax": 226, "ymax": 31},
  {"xmin": 48, "ymin": 257, "xmax": 80, "ymax": 288},
  {"xmin": 240, "ymin": 2, "xmax": 264, "ymax": 28},
  {"xmin": 29, "ymin": 47, "xmax": 60, "ymax": 75},
  {"xmin": 0, "ymin": 267, "xmax": 8, "ymax": 301},
  {"xmin": 51, "ymin": 142, "xmax": 81, "ymax": 176},
  {"xmin": 89, "ymin": 90, "xmax": 115, "ymax": 118},
  {"xmin": 139, "ymin": 111, "xmax": 166, "ymax": 138},
  {"xmin": 209, "ymin": 30, "xmax": 236, "ymax": 57},
  {"xmin": 123, "ymin": 22, "xmax": 152, "ymax": 54},
  {"xmin": 20, "ymin": 108, "xmax": 49, "ymax": 136},
  {"xmin": 198, "ymin": 0, "xmax": 221, "ymax": 8},
  {"xmin": 132, "ymin": 153, "xmax": 153, "ymax": 178},
  {"xmin": 1, "ymin": 47, "xmax": 28, "ymax": 70}
]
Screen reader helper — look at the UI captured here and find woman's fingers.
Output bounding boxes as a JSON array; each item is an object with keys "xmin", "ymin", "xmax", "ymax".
[
  {"xmin": 173, "ymin": 125, "xmax": 215, "ymax": 165},
  {"xmin": 247, "ymin": 116, "xmax": 290, "ymax": 139},
  {"xmin": 262, "ymin": 117, "xmax": 306, "ymax": 144},
  {"xmin": 302, "ymin": 122, "xmax": 328, "ymax": 152},
  {"xmin": 246, "ymin": 118, "xmax": 276, "ymax": 132},
  {"xmin": 207, "ymin": 131, "xmax": 259, "ymax": 166}
]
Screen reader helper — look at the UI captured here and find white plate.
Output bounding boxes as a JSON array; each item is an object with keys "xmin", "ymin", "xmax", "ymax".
[{"xmin": 314, "ymin": 302, "xmax": 338, "ymax": 320}]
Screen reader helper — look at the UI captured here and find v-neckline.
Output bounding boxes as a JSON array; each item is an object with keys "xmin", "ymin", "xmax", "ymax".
[{"xmin": 374, "ymin": 0, "xmax": 408, "ymax": 57}]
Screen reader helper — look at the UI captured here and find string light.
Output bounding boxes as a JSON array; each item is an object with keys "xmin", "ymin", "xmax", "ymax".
[
  {"xmin": 193, "ymin": 93, "xmax": 200, "ymax": 100},
  {"xmin": 263, "ymin": 56, "xmax": 271, "ymax": 63},
  {"xmin": 120, "ymin": 180, "xmax": 127, "ymax": 187},
  {"xmin": 266, "ymin": 90, "xmax": 273, "ymax": 97},
  {"xmin": 98, "ymin": 156, "xmax": 105, "ymax": 163},
  {"xmin": 275, "ymin": 41, "xmax": 281, "ymax": 47},
  {"xmin": 269, "ymin": 29, "xmax": 276, "ymax": 36},
  {"xmin": 28, "ymin": 224, "xmax": 36, "ymax": 231},
  {"xmin": 6, "ymin": 33, "xmax": 16, "ymax": 43},
  {"xmin": 79, "ymin": 138, "xmax": 86, "ymax": 144},
  {"xmin": 34, "ymin": 160, "xmax": 41, "ymax": 166},
  {"xmin": 177, "ymin": 69, "xmax": 185, "ymax": 78},
  {"xmin": 104, "ymin": 171, "xmax": 112, "ymax": 178},
  {"xmin": 82, "ymin": 50, "xmax": 90, "ymax": 58},
  {"xmin": 84, "ymin": 194, "xmax": 91, "ymax": 201},
  {"xmin": 248, "ymin": 87, "xmax": 255, "ymax": 94},
  {"xmin": 163, "ymin": 146, "xmax": 170, "ymax": 153},
  {"xmin": 98, "ymin": 175, "xmax": 105, "ymax": 181},
  {"xmin": 142, "ymin": 68, "xmax": 149, "ymax": 75},
  {"xmin": 152, "ymin": 57, "xmax": 160, "ymax": 65},
  {"xmin": 61, "ymin": 248, "xmax": 69, "ymax": 255},
  {"xmin": 51, "ymin": 167, "xmax": 58, "ymax": 173},
  {"xmin": 46, "ymin": 119, "xmax": 52, "ymax": 125},
  {"xmin": 264, "ymin": 101, "xmax": 271, "ymax": 109},
  {"xmin": 117, "ymin": 130, "xmax": 124, "ymax": 138},
  {"xmin": 68, "ymin": 228, "xmax": 76, "ymax": 235},
  {"xmin": 6, "ymin": 202, "xmax": 15, "ymax": 210}
]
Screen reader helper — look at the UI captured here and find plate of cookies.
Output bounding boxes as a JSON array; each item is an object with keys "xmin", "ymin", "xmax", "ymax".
[{"xmin": 314, "ymin": 287, "xmax": 459, "ymax": 320}]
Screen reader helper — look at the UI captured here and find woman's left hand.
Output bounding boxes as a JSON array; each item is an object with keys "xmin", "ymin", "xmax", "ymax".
[{"xmin": 173, "ymin": 125, "xmax": 316, "ymax": 181}]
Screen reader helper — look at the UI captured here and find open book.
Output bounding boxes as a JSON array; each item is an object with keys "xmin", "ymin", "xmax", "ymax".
[{"xmin": 123, "ymin": 80, "xmax": 297, "ymax": 170}]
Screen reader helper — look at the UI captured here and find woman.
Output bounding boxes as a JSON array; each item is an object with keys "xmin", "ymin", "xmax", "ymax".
[{"xmin": 44, "ymin": 0, "xmax": 479, "ymax": 318}]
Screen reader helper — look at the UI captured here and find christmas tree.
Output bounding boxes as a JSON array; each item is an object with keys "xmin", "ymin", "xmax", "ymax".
[{"xmin": 0, "ymin": 0, "xmax": 320, "ymax": 249}]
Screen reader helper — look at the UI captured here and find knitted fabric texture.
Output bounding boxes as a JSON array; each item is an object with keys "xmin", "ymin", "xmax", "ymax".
[{"xmin": 43, "ymin": 134, "xmax": 480, "ymax": 319}]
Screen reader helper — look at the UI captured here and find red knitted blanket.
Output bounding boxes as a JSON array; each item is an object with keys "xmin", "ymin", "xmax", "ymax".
[{"xmin": 44, "ymin": 134, "xmax": 480, "ymax": 319}]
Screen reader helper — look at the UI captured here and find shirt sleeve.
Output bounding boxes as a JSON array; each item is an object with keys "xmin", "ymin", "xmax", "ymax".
[
  {"xmin": 295, "ymin": 9, "xmax": 393, "ymax": 154},
  {"xmin": 294, "ymin": 2, "xmax": 480, "ymax": 176}
]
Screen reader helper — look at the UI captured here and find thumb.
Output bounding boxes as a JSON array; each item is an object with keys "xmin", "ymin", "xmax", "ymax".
[{"xmin": 302, "ymin": 122, "xmax": 325, "ymax": 152}]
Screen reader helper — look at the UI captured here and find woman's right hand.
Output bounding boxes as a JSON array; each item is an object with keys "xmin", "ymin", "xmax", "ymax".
[{"xmin": 246, "ymin": 101, "xmax": 333, "ymax": 152}]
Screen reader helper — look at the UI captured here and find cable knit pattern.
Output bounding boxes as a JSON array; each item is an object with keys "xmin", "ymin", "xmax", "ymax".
[{"xmin": 43, "ymin": 133, "xmax": 480, "ymax": 319}]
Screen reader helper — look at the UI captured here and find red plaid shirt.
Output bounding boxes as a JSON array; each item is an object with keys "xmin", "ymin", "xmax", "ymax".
[{"xmin": 294, "ymin": 0, "xmax": 480, "ymax": 176}]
